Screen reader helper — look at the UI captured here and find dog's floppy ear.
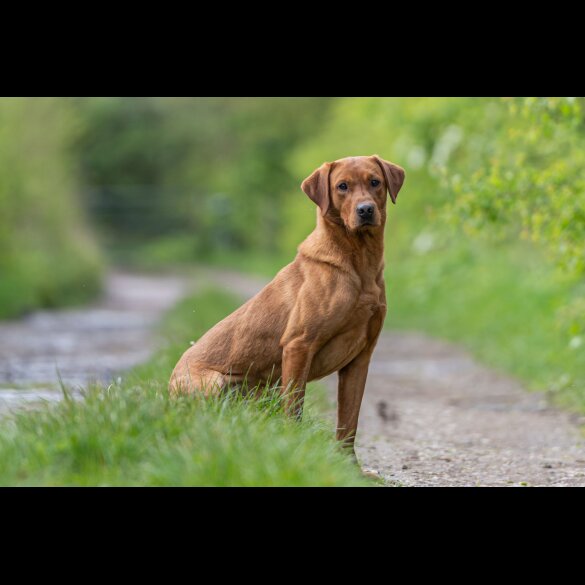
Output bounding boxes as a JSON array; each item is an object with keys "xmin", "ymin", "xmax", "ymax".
[
  {"xmin": 301, "ymin": 162, "xmax": 332, "ymax": 216},
  {"xmin": 372, "ymin": 155, "xmax": 405, "ymax": 204}
]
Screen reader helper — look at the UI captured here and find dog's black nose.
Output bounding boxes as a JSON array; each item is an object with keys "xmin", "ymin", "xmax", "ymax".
[{"xmin": 356, "ymin": 203, "xmax": 374, "ymax": 218}]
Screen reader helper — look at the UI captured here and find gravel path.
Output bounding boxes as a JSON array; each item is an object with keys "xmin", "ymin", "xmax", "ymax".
[
  {"xmin": 201, "ymin": 267, "xmax": 585, "ymax": 487},
  {"xmin": 0, "ymin": 272, "xmax": 189, "ymax": 412}
]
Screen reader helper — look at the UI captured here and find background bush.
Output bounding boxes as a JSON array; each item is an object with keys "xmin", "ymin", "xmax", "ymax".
[
  {"xmin": 74, "ymin": 97, "xmax": 331, "ymax": 255},
  {"xmin": 0, "ymin": 98, "xmax": 103, "ymax": 318}
]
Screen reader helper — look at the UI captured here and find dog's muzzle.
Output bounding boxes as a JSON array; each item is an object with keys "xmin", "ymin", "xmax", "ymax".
[{"xmin": 356, "ymin": 203, "xmax": 375, "ymax": 225}]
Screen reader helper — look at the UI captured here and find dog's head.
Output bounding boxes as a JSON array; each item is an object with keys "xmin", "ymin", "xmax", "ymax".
[{"xmin": 301, "ymin": 155, "xmax": 405, "ymax": 231}]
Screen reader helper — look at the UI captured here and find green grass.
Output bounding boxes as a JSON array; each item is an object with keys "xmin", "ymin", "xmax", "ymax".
[{"xmin": 0, "ymin": 288, "xmax": 371, "ymax": 486}]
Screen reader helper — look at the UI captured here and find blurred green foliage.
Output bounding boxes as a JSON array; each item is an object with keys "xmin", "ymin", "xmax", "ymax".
[
  {"xmin": 0, "ymin": 98, "xmax": 103, "ymax": 318},
  {"xmin": 74, "ymin": 97, "xmax": 331, "ymax": 254},
  {"xmin": 443, "ymin": 97, "xmax": 585, "ymax": 275},
  {"xmin": 440, "ymin": 97, "xmax": 585, "ymax": 339},
  {"xmin": 0, "ymin": 97, "xmax": 331, "ymax": 316}
]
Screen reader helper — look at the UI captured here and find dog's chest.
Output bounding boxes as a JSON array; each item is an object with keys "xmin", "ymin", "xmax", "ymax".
[
  {"xmin": 351, "ymin": 275, "xmax": 384, "ymax": 318},
  {"xmin": 309, "ymin": 286, "xmax": 385, "ymax": 380}
]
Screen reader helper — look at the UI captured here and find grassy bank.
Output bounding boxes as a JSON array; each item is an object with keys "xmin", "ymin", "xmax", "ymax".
[{"xmin": 0, "ymin": 288, "xmax": 370, "ymax": 487}]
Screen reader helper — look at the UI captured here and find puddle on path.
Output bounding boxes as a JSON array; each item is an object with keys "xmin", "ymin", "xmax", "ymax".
[{"xmin": 0, "ymin": 272, "xmax": 189, "ymax": 413}]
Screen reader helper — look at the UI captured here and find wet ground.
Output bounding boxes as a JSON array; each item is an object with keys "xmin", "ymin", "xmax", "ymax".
[{"xmin": 0, "ymin": 272, "xmax": 189, "ymax": 412}]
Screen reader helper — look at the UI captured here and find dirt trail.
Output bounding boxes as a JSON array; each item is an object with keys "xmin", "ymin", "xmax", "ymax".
[
  {"xmin": 0, "ymin": 272, "xmax": 189, "ymax": 412},
  {"xmin": 201, "ymin": 267, "xmax": 585, "ymax": 487}
]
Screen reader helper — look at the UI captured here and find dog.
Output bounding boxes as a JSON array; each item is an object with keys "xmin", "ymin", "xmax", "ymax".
[{"xmin": 169, "ymin": 155, "xmax": 405, "ymax": 458}]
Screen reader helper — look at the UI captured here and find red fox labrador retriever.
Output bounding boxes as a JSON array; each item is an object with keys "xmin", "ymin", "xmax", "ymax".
[{"xmin": 170, "ymin": 155, "xmax": 405, "ymax": 458}]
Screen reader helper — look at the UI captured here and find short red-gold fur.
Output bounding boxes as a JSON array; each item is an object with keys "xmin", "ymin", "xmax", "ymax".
[{"xmin": 169, "ymin": 155, "xmax": 405, "ymax": 455}]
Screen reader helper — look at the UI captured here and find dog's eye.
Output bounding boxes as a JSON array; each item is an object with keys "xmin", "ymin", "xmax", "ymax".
[
  {"xmin": 338, "ymin": 183, "xmax": 348, "ymax": 191},
  {"xmin": 371, "ymin": 179, "xmax": 380, "ymax": 187}
]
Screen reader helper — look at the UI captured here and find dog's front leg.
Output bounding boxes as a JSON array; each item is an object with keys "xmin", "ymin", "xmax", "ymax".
[
  {"xmin": 337, "ymin": 305, "xmax": 385, "ymax": 460},
  {"xmin": 336, "ymin": 350, "xmax": 373, "ymax": 460},
  {"xmin": 281, "ymin": 338, "xmax": 316, "ymax": 419}
]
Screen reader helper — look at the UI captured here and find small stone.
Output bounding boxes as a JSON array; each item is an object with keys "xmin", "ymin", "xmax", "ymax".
[
  {"xmin": 402, "ymin": 464, "xmax": 409, "ymax": 470},
  {"xmin": 362, "ymin": 467, "xmax": 381, "ymax": 479}
]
